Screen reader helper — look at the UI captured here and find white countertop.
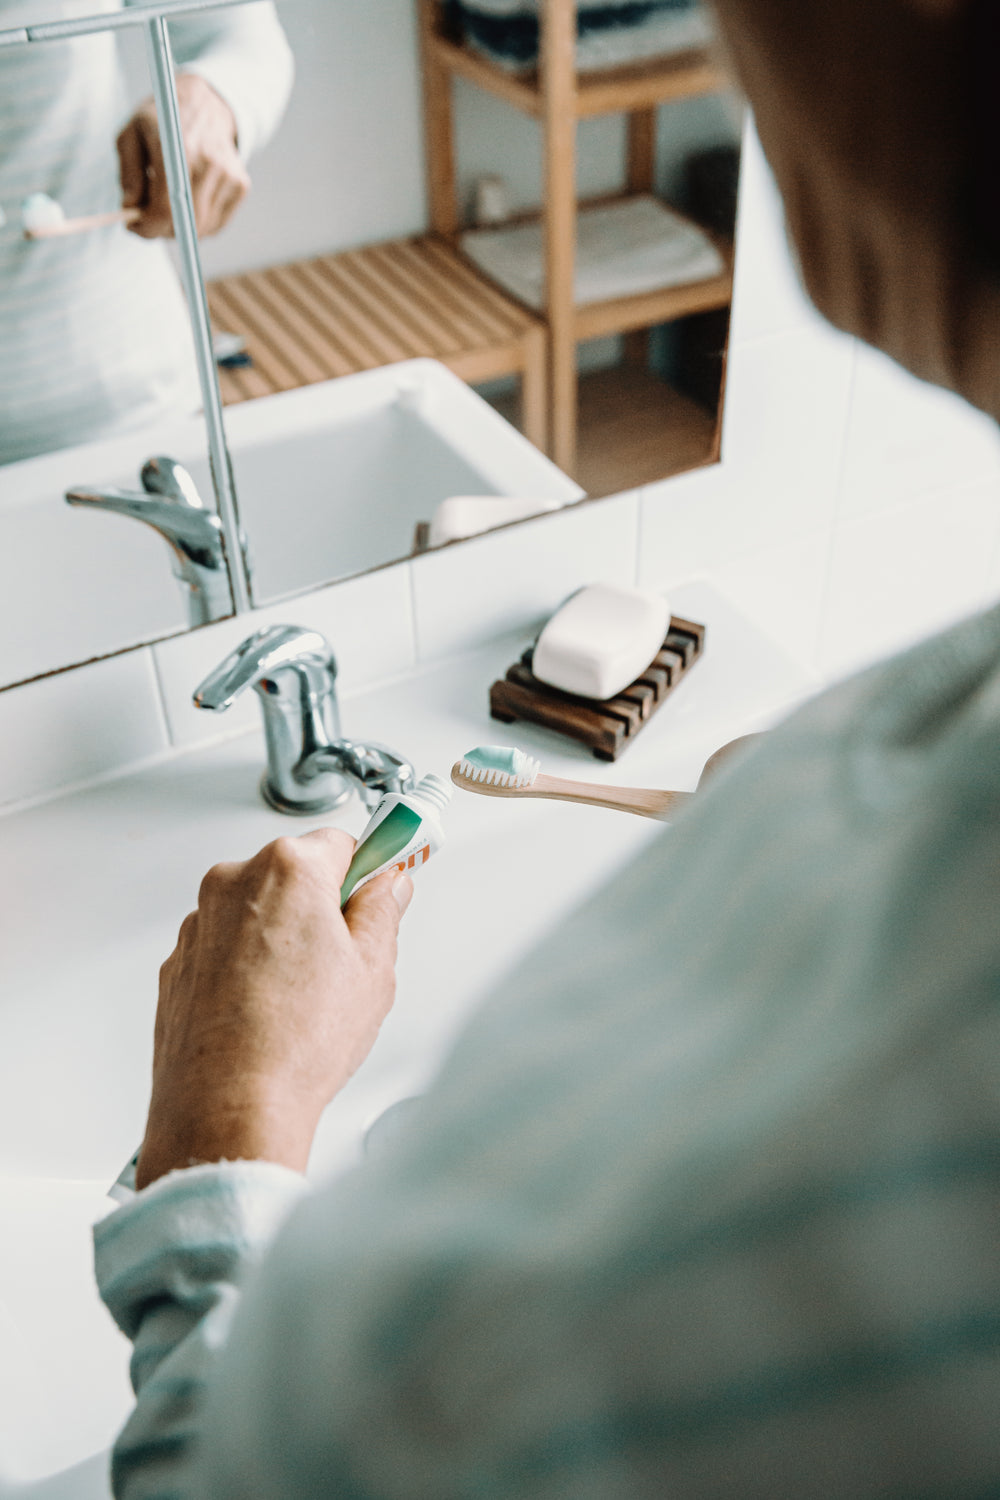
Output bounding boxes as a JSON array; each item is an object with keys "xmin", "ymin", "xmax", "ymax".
[{"xmin": 0, "ymin": 581, "xmax": 816, "ymax": 1493}]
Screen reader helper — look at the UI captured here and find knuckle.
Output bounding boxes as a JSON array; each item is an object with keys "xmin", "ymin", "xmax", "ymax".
[
  {"xmin": 267, "ymin": 835, "xmax": 307, "ymax": 875},
  {"xmin": 198, "ymin": 860, "xmax": 233, "ymax": 901}
]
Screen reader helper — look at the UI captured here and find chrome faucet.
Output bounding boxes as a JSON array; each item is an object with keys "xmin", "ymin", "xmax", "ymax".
[
  {"xmin": 194, "ymin": 623, "xmax": 415, "ymax": 814},
  {"xmin": 65, "ymin": 456, "xmax": 235, "ymax": 627}
]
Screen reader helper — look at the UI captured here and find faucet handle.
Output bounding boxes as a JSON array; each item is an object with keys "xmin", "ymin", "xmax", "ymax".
[
  {"xmin": 311, "ymin": 739, "xmax": 416, "ymax": 806},
  {"xmin": 193, "ymin": 624, "xmax": 336, "ymax": 712},
  {"xmin": 140, "ymin": 455, "xmax": 208, "ymax": 509}
]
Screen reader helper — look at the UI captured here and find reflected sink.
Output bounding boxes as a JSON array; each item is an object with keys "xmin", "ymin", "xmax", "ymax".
[
  {"xmin": 221, "ymin": 359, "xmax": 583, "ymax": 603},
  {"xmin": 1, "ymin": 358, "xmax": 580, "ymax": 689}
]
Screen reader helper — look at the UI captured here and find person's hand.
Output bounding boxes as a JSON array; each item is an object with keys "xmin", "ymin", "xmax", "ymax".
[
  {"xmin": 697, "ymin": 734, "xmax": 763, "ymax": 789},
  {"xmin": 135, "ymin": 829, "xmax": 413, "ymax": 1190},
  {"xmin": 117, "ymin": 73, "xmax": 251, "ymax": 240}
]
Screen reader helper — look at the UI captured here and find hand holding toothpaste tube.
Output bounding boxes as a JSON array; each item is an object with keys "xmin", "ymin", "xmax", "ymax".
[{"xmin": 135, "ymin": 828, "xmax": 412, "ymax": 1191}]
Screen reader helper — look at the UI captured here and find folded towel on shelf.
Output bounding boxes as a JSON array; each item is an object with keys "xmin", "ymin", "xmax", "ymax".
[
  {"xmin": 460, "ymin": 195, "xmax": 725, "ymax": 310},
  {"xmin": 447, "ymin": 0, "xmax": 714, "ymax": 73}
]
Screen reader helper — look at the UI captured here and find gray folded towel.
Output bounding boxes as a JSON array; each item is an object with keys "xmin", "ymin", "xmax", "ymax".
[{"xmin": 449, "ymin": 0, "xmax": 713, "ymax": 73}]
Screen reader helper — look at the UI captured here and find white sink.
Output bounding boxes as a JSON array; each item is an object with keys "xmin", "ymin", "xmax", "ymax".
[
  {"xmin": 0, "ymin": 583, "xmax": 815, "ymax": 1491},
  {"xmin": 225, "ymin": 360, "xmax": 583, "ymax": 603}
]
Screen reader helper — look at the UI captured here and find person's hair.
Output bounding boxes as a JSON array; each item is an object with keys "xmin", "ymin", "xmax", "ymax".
[{"xmin": 710, "ymin": 0, "xmax": 1000, "ymax": 418}]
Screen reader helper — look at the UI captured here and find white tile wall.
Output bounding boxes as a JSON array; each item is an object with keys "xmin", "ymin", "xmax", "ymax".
[
  {"xmin": 640, "ymin": 121, "xmax": 1000, "ymax": 688},
  {"xmin": 727, "ymin": 124, "xmax": 819, "ymax": 346},
  {"xmin": 410, "ymin": 492, "xmax": 640, "ymax": 662},
  {"xmin": 837, "ymin": 344, "xmax": 1000, "ymax": 521},
  {"xmin": 637, "ymin": 317, "xmax": 855, "ymax": 595},
  {"xmin": 690, "ymin": 532, "xmax": 833, "ymax": 673},
  {"xmin": 0, "ymin": 650, "xmax": 168, "ymax": 810},
  {"xmin": 4, "ymin": 116, "xmax": 1000, "ymax": 813},
  {"xmin": 818, "ymin": 477, "xmax": 1000, "ymax": 680}
]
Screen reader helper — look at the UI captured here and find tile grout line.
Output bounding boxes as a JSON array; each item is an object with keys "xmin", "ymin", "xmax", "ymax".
[
  {"xmin": 405, "ymin": 559, "xmax": 423, "ymax": 667},
  {"xmin": 148, "ymin": 643, "xmax": 175, "ymax": 749}
]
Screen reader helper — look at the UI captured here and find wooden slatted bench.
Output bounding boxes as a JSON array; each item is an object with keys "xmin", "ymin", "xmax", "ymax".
[{"xmin": 206, "ymin": 232, "xmax": 548, "ymax": 452}]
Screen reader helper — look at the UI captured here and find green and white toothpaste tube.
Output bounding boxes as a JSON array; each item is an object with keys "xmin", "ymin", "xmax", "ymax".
[{"xmin": 340, "ymin": 772, "xmax": 452, "ymax": 906}]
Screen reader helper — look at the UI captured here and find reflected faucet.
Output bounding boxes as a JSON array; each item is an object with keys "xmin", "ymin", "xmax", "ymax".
[
  {"xmin": 194, "ymin": 623, "xmax": 415, "ymax": 815},
  {"xmin": 65, "ymin": 456, "xmax": 234, "ymax": 626}
]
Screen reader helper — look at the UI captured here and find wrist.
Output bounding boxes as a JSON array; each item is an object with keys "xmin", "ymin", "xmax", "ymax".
[{"xmin": 136, "ymin": 1088, "xmax": 320, "ymax": 1190}]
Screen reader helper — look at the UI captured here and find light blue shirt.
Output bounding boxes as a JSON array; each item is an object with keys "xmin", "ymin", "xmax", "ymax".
[
  {"xmin": 96, "ymin": 602, "xmax": 1000, "ymax": 1498},
  {"xmin": 0, "ymin": 1, "xmax": 293, "ymax": 464}
]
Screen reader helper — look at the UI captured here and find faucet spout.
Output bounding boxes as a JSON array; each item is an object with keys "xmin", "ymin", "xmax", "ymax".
[{"xmin": 193, "ymin": 624, "xmax": 415, "ymax": 815}]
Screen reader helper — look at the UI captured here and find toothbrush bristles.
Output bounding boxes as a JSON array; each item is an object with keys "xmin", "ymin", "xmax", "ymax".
[{"xmin": 456, "ymin": 755, "xmax": 539, "ymax": 789}]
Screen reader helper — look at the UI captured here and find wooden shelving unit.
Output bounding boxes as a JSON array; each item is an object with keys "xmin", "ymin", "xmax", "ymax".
[
  {"xmin": 206, "ymin": 235, "xmax": 548, "ymax": 451},
  {"xmin": 489, "ymin": 363, "xmax": 717, "ymax": 499},
  {"xmin": 418, "ymin": 0, "xmax": 734, "ymax": 476},
  {"xmin": 428, "ymin": 29, "xmax": 725, "ymax": 118},
  {"xmin": 203, "ymin": 2, "xmax": 734, "ymax": 501}
]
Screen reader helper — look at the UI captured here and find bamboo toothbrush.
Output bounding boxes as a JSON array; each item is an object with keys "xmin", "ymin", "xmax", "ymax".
[
  {"xmin": 21, "ymin": 193, "xmax": 140, "ymax": 240},
  {"xmin": 451, "ymin": 745, "xmax": 693, "ymax": 822}
]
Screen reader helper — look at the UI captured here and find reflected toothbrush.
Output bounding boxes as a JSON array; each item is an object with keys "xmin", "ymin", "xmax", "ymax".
[{"xmin": 21, "ymin": 192, "xmax": 140, "ymax": 239}]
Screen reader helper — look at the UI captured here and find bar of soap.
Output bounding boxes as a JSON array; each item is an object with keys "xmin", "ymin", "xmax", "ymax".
[{"xmin": 532, "ymin": 583, "xmax": 671, "ymax": 700}]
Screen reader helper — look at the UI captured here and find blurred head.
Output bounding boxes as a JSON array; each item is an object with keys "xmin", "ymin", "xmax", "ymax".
[{"xmin": 709, "ymin": 0, "xmax": 1000, "ymax": 419}]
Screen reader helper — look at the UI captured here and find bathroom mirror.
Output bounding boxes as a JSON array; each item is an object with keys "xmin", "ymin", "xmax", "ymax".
[
  {"xmin": 0, "ymin": 9, "xmax": 231, "ymax": 690},
  {"xmin": 204, "ymin": 0, "xmax": 742, "ymax": 607},
  {"xmin": 0, "ymin": 0, "xmax": 741, "ymax": 690}
]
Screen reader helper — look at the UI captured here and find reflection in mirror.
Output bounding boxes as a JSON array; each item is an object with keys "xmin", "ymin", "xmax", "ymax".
[
  {"xmin": 0, "ymin": 20, "xmax": 214, "ymax": 689},
  {"xmin": 2, "ymin": 413, "xmax": 219, "ymax": 689},
  {"xmin": 0, "ymin": 1, "xmax": 296, "ymax": 691},
  {"xmin": 196, "ymin": 0, "xmax": 741, "ymax": 607},
  {"xmin": 211, "ymin": 357, "xmax": 581, "ymax": 604},
  {"xmin": 0, "ymin": 16, "xmax": 198, "ymax": 468}
]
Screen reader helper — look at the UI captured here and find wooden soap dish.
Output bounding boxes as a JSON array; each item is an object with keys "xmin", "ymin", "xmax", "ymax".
[{"xmin": 489, "ymin": 616, "xmax": 706, "ymax": 761}]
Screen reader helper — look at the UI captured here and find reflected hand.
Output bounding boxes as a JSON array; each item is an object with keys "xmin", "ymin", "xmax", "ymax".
[
  {"xmin": 117, "ymin": 73, "xmax": 251, "ymax": 240},
  {"xmin": 135, "ymin": 829, "xmax": 413, "ymax": 1190}
]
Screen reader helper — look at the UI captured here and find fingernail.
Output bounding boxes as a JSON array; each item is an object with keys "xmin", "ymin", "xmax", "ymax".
[{"xmin": 392, "ymin": 874, "xmax": 414, "ymax": 913}]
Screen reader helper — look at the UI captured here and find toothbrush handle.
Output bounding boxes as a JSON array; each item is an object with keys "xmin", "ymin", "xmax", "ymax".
[
  {"xmin": 25, "ymin": 207, "xmax": 140, "ymax": 239},
  {"xmin": 530, "ymin": 774, "xmax": 692, "ymax": 821}
]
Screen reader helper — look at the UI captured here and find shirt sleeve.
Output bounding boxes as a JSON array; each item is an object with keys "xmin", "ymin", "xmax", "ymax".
[
  {"xmin": 93, "ymin": 1160, "xmax": 307, "ymax": 1500},
  {"xmin": 125, "ymin": 0, "xmax": 295, "ymax": 159}
]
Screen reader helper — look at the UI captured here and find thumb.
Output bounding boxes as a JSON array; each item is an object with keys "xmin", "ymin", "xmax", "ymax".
[{"xmin": 343, "ymin": 869, "xmax": 413, "ymax": 948}]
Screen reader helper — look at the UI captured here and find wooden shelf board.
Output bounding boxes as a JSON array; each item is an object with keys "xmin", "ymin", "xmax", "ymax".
[
  {"xmin": 576, "ymin": 50, "xmax": 727, "ymax": 116},
  {"xmin": 430, "ymin": 34, "xmax": 727, "ymax": 118},
  {"xmin": 486, "ymin": 364, "xmax": 718, "ymax": 498},
  {"xmin": 206, "ymin": 234, "xmax": 545, "ymax": 407},
  {"xmin": 574, "ymin": 267, "xmax": 732, "ymax": 340}
]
